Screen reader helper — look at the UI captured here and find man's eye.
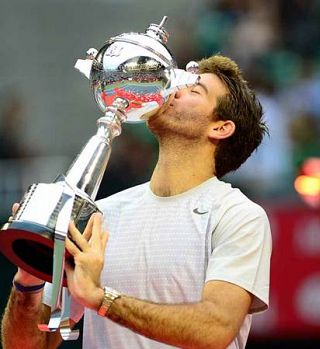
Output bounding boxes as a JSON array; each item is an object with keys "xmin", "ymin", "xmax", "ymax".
[{"xmin": 191, "ymin": 89, "xmax": 200, "ymax": 94}]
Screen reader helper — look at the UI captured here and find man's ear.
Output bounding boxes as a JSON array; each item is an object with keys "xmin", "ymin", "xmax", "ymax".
[{"xmin": 208, "ymin": 120, "xmax": 235, "ymax": 140}]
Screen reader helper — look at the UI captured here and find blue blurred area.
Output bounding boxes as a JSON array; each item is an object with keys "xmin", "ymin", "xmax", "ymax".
[{"xmin": 0, "ymin": 0, "xmax": 320, "ymax": 348}]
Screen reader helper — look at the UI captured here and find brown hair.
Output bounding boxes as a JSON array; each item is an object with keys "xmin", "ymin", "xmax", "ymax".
[{"xmin": 198, "ymin": 55, "xmax": 268, "ymax": 178}]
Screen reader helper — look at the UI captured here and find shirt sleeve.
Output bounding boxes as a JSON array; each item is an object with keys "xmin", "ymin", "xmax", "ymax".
[
  {"xmin": 42, "ymin": 283, "xmax": 84, "ymax": 323},
  {"xmin": 205, "ymin": 202, "xmax": 272, "ymax": 314}
]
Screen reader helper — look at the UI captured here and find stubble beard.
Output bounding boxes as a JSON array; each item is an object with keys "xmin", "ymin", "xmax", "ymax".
[{"xmin": 147, "ymin": 108, "xmax": 209, "ymax": 143}]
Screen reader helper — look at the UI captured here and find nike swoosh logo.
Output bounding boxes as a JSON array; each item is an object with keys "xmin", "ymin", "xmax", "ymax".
[{"xmin": 193, "ymin": 208, "xmax": 208, "ymax": 215}]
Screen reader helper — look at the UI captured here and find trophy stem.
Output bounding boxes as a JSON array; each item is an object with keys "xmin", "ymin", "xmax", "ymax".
[{"xmin": 65, "ymin": 101, "xmax": 127, "ymax": 200}]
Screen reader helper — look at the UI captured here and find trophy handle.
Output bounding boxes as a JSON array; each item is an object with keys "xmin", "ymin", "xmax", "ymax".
[
  {"xmin": 38, "ymin": 290, "xmax": 79, "ymax": 340},
  {"xmin": 38, "ymin": 185, "xmax": 76, "ymax": 337},
  {"xmin": 59, "ymin": 289, "xmax": 80, "ymax": 340}
]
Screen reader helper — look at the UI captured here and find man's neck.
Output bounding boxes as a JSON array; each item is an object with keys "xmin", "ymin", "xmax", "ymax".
[{"xmin": 150, "ymin": 140, "xmax": 216, "ymax": 197}]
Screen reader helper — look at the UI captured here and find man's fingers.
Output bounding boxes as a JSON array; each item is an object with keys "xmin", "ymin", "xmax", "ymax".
[
  {"xmin": 91, "ymin": 213, "xmax": 103, "ymax": 249},
  {"xmin": 12, "ymin": 203, "xmax": 19, "ymax": 216},
  {"xmin": 82, "ymin": 214, "xmax": 95, "ymax": 241},
  {"xmin": 68, "ymin": 221, "xmax": 89, "ymax": 252},
  {"xmin": 65, "ymin": 236, "xmax": 81, "ymax": 257},
  {"xmin": 67, "ymin": 213, "xmax": 106, "ymax": 256},
  {"xmin": 8, "ymin": 203, "xmax": 20, "ymax": 221}
]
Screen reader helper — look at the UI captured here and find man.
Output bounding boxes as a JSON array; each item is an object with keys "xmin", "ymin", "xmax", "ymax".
[{"xmin": 1, "ymin": 55, "xmax": 271, "ymax": 349}]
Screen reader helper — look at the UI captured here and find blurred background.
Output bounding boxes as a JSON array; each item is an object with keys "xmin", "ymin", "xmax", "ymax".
[{"xmin": 0, "ymin": 0, "xmax": 320, "ymax": 348}]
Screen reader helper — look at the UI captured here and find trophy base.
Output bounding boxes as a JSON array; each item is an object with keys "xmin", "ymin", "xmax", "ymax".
[
  {"xmin": 0, "ymin": 180, "xmax": 99, "ymax": 287},
  {"xmin": 0, "ymin": 221, "xmax": 72, "ymax": 286}
]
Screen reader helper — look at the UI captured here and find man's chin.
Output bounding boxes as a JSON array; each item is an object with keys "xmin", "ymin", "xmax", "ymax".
[
  {"xmin": 146, "ymin": 108, "xmax": 168, "ymax": 126},
  {"xmin": 147, "ymin": 94, "xmax": 175, "ymax": 122}
]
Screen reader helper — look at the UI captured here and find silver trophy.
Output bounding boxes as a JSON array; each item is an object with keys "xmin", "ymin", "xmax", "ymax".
[{"xmin": 0, "ymin": 17, "xmax": 199, "ymax": 339}]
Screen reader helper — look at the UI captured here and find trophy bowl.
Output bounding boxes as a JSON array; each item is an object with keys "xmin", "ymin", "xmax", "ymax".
[{"xmin": 90, "ymin": 20, "xmax": 177, "ymax": 123}]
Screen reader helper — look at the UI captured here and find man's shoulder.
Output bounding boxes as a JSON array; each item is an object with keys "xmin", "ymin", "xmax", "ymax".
[
  {"xmin": 212, "ymin": 178, "xmax": 267, "ymax": 218},
  {"xmin": 212, "ymin": 179, "xmax": 271, "ymax": 248},
  {"xmin": 95, "ymin": 182, "xmax": 149, "ymax": 211}
]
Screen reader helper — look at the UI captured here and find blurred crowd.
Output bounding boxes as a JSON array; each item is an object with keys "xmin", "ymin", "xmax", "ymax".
[{"xmin": 1, "ymin": 0, "xmax": 320, "ymax": 207}]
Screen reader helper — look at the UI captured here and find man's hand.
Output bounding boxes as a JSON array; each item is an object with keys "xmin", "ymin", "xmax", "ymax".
[{"xmin": 65, "ymin": 213, "xmax": 108, "ymax": 310}]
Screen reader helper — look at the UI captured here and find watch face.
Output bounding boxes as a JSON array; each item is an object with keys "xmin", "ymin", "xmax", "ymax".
[{"xmin": 97, "ymin": 287, "xmax": 121, "ymax": 317}]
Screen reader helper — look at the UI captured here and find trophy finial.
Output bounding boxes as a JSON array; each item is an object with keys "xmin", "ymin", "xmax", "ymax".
[
  {"xmin": 145, "ymin": 16, "xmax": 169, "ymax": 44},
  {"xmin": 158, "ymin": 16, "xmax": 168, "ymax": 28}
]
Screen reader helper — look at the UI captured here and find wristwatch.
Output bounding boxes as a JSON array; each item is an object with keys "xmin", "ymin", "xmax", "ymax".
[{"xmin": 97, "ymin": 286, "xmax": 122, "ymax": 317}]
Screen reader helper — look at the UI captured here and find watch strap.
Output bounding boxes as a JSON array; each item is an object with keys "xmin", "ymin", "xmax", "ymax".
[
  {"xmin": 13, "ymin": 280, "xmax": 45, "ymax": 293},
  {"xmin": 97, "ymin": 286, "xmax": 121, "ymax": 317}
]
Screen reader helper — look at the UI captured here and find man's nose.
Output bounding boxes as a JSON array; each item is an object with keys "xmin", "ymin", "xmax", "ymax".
[{"xmin": 174, "ymin": 87, "xmax": 188, "ymax": 99}]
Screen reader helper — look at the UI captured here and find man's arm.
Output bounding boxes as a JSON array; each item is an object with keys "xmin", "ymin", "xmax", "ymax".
[
  {"xmin": 106, "ymin": 280, "xmax": 252, "ymax": 349},
  {"xmin": 1, "ymin": 270, "xmax": 67, "ymax": 349}
]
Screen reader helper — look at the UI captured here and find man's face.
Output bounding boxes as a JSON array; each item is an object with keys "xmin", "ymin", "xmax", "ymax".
[{"xmin": 147, "ymin": 73, "xmax": 228, "ymax": 141}]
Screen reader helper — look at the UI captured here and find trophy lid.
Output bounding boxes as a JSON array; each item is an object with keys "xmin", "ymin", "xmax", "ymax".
[{"xmin": 145, "ymin": 16, "xmax": 169, "ymax": 44}]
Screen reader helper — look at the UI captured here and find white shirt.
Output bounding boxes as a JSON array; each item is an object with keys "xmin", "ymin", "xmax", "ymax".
[{"xmin": 44, "ymin": 177, "xmax": 272, "ymax": 348}]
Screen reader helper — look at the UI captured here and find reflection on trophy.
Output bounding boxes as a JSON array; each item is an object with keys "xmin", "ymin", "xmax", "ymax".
[{"xmin": 0, "ymin": 16, "xmax": 199, "ymax": 339}]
